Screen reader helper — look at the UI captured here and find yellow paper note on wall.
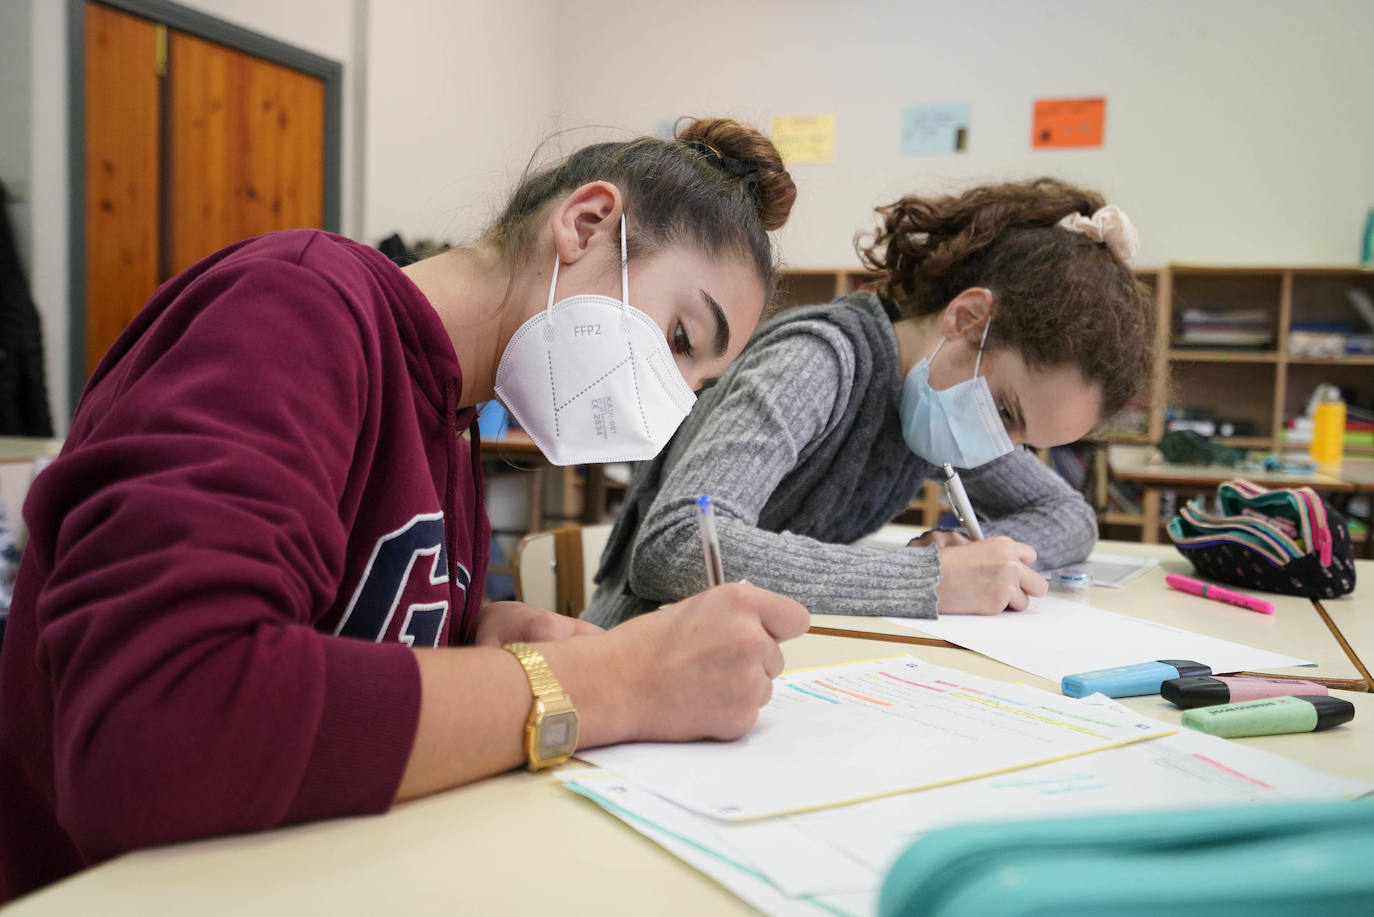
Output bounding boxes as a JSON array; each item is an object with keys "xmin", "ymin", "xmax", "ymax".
[{"xmin": 772, "ymin": 113, "xmax": 834, "ymax": 164}]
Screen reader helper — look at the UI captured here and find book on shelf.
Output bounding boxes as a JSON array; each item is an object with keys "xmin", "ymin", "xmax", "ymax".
[
  {"xmin": 1288, "ymin": 322, "xmax": 1374, "ymax": 358},
  {"xmin": 1174, "ymin": 307, "xmax": 1273, "ymax": 348}
]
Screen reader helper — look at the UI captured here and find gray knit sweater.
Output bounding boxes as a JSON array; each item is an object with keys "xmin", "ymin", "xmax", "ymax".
[{"xmin": 582, "ymin": 293, "xmax": 1098, "ymax": 627}]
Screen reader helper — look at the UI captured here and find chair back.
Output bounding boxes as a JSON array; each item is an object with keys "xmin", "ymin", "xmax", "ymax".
[{"xmin": 513, "ymin": 524, "xmax": 611, "ymax": 617}]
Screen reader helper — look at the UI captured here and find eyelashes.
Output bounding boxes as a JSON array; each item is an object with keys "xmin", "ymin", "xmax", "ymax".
[{"xmin": 672, "ymin": 321, "xmax": 695, "ymax": 359}]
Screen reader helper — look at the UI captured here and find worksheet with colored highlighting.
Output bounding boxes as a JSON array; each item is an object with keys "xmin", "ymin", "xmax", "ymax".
[
  {"xmin": 563, "ymin": 692, "xmax": 1371, "ymax": 915},
  {"xmin": 578, "ymin": 655, "xmax": 1173, "ymax": 820}
]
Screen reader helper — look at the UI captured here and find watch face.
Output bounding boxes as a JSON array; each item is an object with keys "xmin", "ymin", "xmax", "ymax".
[{"xmin": 537, "ymin": 711, "xmax": 579, "ymax": 759}]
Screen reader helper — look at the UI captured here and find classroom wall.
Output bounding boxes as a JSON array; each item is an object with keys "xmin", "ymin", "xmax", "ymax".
[
  {"xmin": 28, "ymin": 0, "xmax": 69, "ymax": 429},
  {"xmin": 362, "ymin": 0, "xmax": 557, "ymax": 248},
  {"xmin": 549, "ymin": 0, "xmax": 1374, "ymax": 270},
  {"xmin": 0, "ymin": 0, "xmax": 33, "ymax": 271}
]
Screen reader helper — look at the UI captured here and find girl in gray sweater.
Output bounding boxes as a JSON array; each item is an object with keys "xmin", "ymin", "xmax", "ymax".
[{"xmin": 584, "ymin": 178, "xmax": 1156, "ymax": 625}]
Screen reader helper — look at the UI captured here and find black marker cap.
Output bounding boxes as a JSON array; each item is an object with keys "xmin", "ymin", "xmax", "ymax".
[
  {"xmin": 1158, "ymin": 659, "xmax": 1211, "ymax": 679},
  {"xmin": 1299, "ymin": 696, "xmax": 1356, "ymax": 731},
  {"xmin": 1161, "ymin": 676, "xmax": 1230, "ymax": 709}
]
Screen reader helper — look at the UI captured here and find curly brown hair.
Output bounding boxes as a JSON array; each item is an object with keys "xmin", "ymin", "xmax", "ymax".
[
  {"xmin": 857, "ymin": 178, "xmax": 1156, "ymax": 419},
  {"xmin": 489, "ymin": 117, "xmax": 796, "ymax": 302}
]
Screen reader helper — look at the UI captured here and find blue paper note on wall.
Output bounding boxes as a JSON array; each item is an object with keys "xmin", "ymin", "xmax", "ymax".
[{"xmin": 901, "ymin": 103, "xmax": 971, "ymax": 155}]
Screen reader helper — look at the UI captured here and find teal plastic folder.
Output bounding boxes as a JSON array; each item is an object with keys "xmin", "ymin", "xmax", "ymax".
[{"xmin": 880, "ymin": 799, "xmax": 1374, "ymax": 917}]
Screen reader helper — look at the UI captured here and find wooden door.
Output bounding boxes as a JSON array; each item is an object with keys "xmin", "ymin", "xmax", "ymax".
[
  {"xmin": 168, "ymin": 31, "xmax": 325, "ymax": 274},
  {"xmin": 82, "ymin": 1, "xmax": 327, "ymax": 377},
  {"xmin": 84, "ymin": 3, "xmax": 161, "ymax": 375}
]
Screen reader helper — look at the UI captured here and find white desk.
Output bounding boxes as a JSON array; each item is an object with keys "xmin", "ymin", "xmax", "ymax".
[
  {"xmin": 9, "ymin": 631, "xmax": 1373, "ymax": 915},
  {"xmin": 811, "ymin": 538, "xmax": 1368, "ymax": 690}
]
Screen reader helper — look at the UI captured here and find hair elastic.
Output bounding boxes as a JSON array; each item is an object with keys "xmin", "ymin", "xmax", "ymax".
[
  {"xmin": 1056, "ymin": 204, "xmax": 1140, "ymax": 262},
  {"xmin": 683, "ymin": 140, "xmax": 763, "ymax": 206}
]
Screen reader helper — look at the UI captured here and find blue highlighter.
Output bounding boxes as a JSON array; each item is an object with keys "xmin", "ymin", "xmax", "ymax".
[{"xmin": 1062, "ymin": 659, "xmax": 1211, "ymax": 698}]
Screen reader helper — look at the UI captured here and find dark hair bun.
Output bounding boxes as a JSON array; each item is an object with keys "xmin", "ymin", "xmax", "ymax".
[{"xmin": 676, "ymin": 118, "xmax": 797, "ymax": 231}]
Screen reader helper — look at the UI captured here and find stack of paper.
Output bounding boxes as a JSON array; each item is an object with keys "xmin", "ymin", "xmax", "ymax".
[{"xmin": 563, "ymin": 658, "xmax": 1371, "ymax": 917}]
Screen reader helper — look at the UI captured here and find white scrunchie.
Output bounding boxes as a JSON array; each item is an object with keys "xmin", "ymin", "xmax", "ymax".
[{"xmin": 1056, "ymin": 204, "xmax": 1139, "ymax": 262}]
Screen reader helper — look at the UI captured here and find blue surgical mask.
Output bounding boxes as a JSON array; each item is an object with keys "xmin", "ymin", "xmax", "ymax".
[{"xmin": 898, "ymin": 321, "xmax": 1014, "ymax": 468}]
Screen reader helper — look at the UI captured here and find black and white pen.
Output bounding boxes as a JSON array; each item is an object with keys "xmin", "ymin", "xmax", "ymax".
[{"xmin": 941, "ymin": 462, "xmax": 984, "ymax": 541}]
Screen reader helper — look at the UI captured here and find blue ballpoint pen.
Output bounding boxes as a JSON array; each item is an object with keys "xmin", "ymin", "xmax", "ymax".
[{"xmin": 696, "ymin": 494, "xmax": 726, "ymax": 588}]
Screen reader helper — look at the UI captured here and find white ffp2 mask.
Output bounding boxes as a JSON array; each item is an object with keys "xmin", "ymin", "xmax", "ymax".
[{"xmin": 493, "ymin": 216, "xmax": 697, "ymax": 465}]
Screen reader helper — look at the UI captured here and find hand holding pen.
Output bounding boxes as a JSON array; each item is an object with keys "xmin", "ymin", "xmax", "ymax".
[{"xmin": 925, "ymin": 464, "xmax": 1048, "ymax": 614}]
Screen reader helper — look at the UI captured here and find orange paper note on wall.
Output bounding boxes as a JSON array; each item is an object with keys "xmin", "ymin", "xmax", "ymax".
[{"xmin": 1032, "ymin": 98, "xmax": 1105, "ymax": 149}]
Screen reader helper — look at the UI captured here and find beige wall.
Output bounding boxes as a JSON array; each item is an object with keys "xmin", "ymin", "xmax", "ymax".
[{"xmin": 550, "ymin": 0, "xmax": 1374, "ymax": 270}]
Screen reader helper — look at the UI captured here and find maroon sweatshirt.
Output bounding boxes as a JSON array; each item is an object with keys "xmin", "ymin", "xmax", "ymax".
[{"xmin": 0, "ymin": 230, "xmax": 489, "ymax": 901}]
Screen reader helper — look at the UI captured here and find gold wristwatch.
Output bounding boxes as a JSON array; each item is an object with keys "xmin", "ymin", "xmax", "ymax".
[{"xmin": 502, "ymin": 642, "xmax": 579, "ymax": 771}]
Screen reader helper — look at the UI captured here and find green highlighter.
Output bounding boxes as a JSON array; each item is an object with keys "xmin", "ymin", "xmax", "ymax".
[{"xmin": 1182, "ymin": 695, "xmax": 1355, "ymax": 738}]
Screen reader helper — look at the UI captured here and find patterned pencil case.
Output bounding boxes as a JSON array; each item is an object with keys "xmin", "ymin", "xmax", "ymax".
[{"xmin": 1166, "ymin": 479, "xmax": 1356, "ymax": 599}]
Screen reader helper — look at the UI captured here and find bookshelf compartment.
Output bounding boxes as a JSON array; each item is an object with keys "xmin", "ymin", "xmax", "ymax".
[
  {"xmin": 1289, "ymin": 271, "xmax": 1374, "ymax": 328},
  {"xmin": 779, "ymin": 271, "xmax": 843, "ymax": 309},
  {"xmin": 1168, "ymin": 361, "xmax": 1276, "ymax": 442},
  {"xmin": 1171, "ymin": 271, "xmax": 1283, "ymax": 352},
  {"xmin": 1282, "ymin": 361, "xmax": 1373, "ymax": 454}
]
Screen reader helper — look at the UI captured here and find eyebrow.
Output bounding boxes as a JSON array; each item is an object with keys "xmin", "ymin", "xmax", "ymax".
[{"xmin": 702, "ymin": 290, "xmax": 730, "ymax": 359}]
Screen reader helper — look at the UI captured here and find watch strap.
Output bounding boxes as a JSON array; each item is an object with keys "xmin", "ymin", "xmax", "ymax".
[{"xmin": 502, "ymin": 642, "xmax": 566, "ymax": 700}]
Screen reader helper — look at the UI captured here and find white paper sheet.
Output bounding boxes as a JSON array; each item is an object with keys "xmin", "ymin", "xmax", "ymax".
[
  {"xmin": 579, "ymin": 655, "xmax": 1173, "ymax": 820},
  {"xmin": 887, "ymin": 594, "xmax": 1312, "ymax": 683}
]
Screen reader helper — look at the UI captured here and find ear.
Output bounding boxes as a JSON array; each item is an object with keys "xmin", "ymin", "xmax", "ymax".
[
  {"xmin": 938, "ymin": 288, "xmax": 994, "ymax": 342},
  {"xmin": 549, "ymin": 181, "xmax": 624, "ymax": 266}
]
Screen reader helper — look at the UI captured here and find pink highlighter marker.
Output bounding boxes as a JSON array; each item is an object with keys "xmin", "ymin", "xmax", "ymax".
[
  {"xmin": 1165, "ymin": 573, "xmax": 1275, "ymax": 615},
  {"xmin": 1161, "ymin": 675, "xmax": 1328, "ymax": 709}
]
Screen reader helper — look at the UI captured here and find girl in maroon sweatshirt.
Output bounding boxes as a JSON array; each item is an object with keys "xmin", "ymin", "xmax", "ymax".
[{"xmin": 0, "ymin": 118, "xmax": 810, "ymax": 901}]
